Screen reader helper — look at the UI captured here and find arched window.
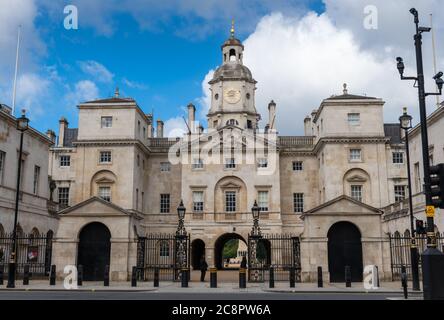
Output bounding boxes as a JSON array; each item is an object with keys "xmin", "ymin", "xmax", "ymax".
[
  {"xmin": 159, "ymin": 241, "xmax": 170, "ymax": 257},
  {"xmin": 229, "ymin": 49, "xmax": 236, "ymax": 62},
  {"xmin": 226, "ymin": 119, "xmax": 239, "ymax": 126}
]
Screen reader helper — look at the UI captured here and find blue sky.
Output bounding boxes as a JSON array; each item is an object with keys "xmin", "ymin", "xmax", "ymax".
[{"xmin": 1, "ymin": 0, "xmax": 443, "ymax": 136}]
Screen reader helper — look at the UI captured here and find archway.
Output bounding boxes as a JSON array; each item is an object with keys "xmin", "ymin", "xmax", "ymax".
[
  {"xmin": 77, "ymin": 222, "xmax": 111, "ymax": 281},
  {"xmin": 328, "ymin": 221, "xmax": 363, "ymax": 282},
  {"xmin": 191, "ymin": 239, "xmax": 206, "ymax": 270},
  {"xmin": 214, "ymin": 233, "xmax": 246, "ymax": 270}
]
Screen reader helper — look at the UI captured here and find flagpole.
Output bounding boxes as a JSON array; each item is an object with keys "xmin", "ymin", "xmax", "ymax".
[
  {"xmin": 12, "ymin": 25, "xmax": 21, "ymax": 116},
  {"xmin": 430, "ymin": 14, "xmax": 440, "ymax": 108}
]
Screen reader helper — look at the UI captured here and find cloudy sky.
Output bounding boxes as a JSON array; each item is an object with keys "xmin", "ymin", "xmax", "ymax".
[{"xmin": 0, "ymin": 0, "xmax": 443, "ymax": 136}]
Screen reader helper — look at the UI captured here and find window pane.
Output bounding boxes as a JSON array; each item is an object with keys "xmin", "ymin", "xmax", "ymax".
[
  {"xmin": 192, "ymin": 158, "xmax": 204, "ymax": 169},
  {"xmin": 257, "ymin": 158, "xmax": 268, "ymax": 168},
  {"xmin": 98, "ymin": 186, "xmax": 111, "ymax": 202},
  {"xmin": 101, "ymin": 116, "xmax": 112, "ymax": 128},
  {"xmin": 33, "ymin": 166, "xmax": 40, "ymax": 195},
  {"xmin": 58, "ymin": 187, "xmax": 70, "ymax": 208},
  {"xmin": 348, "ymin": 113, "xmax": 360, "ymax": 125},
  {"xmin": 60, "ymin": 155, "xmax": 70, "ymax": 167},
  {"xmin": 225, "ymin": 191, "xmax": 236, "ymax": 212},
  {"xmin": 292, "ymin": 161, "xmax": 303, "ymax": 171},
  {"xmin": 225, "ymin": 158, "xmax": 236, "ymax": 169},
  {"xmin": 258, "ymin": 191, "xmax": 268, "ymax": 211},
  {"xmin": 160, "ymin": 162, "xmax": 171, "ymax": 172},
  {"xmin": 293, "ymin": 193, "xmax": 304, "ymax": 213},
  {"xmin": 100, "ymin": 151, "xmax": 112, "ymax": 163},
  {"xmin": 392, "ymin": 152, "xmax": 404, "ymax": 164},
  {"xmin": 0, "ymin": 151, "xmax": 6, "ymax": 184},
  {"xmin": 350, "ymin": 149, "xmax": 361, "ymax": 161},
  {"xmin": 394, "ymin": 185, "xmax": 406, "ymax": 202},
  {"xmin": 351, "ymin": 185, "xmax": 362, "ymax": 202},
  {"xmin": 160, "ymin": 194, "xmax": 170, "ymax": 213},
  {"xmin": 193, "ymin": 191, "xmax": 204, "ymax": 212}
]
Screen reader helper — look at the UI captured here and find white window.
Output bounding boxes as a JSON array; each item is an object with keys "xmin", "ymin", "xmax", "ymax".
[
  {"xmin": 257, "ymin": 158, "xmax": 268, "ymax": 168},
  {"xmin": 99, "ymin": 151, "xmax": 112, "ymax": 163},
  {"xmin": 349, "ymin": 149, "xmax": 362, "ymax": 161},
  {"xmin": 293, "ymin": 193, "xmax": 304, "ymax": 213},
  {"xmin": 193, "ymin": 191, "xmax": 204, "ymax": 212},
  {"xmin": 351, "ymin": 185, "xmax": 363, "ymax": 202},
  {"xmin": 394, "ymin": 185, "xmax": 406, "ymax": 202},
  {"xmin": 98, "ymin": 186, "xmax": 111, "ymax": 202},
  {"xmin": 160, "ymin": 162, "xmax": 171, "ymax": 172},
  {"xmin": 159, "ymin": 241, "xmax": 170, "ymax": 257},
  {"xmin": 225, "ymin": 191, "xmax": 236, "ymax": 212},
  {"xmin": 60, "ymin": 155, "xmax": 70, "ymax": 167},
  {"xmin": 225, "ymin": 158, "xmax": 236, "ymax": 169},
  {"xmin": 58, "ymin": 187, "xmax": 69, "ymax": 208},
  {"xmin": 292, "ymin": 161, "xmax": 303, "ymax": 171},
  {"xmin": 192, "ymin": 158, "xmax": 204, "ymax": 170},
  {"xmin": 393, "ymin": 152, "xmax": 404, "ymax": 164},
  {"xmin": 258, "ymin": 191, "xmax": 269, "ymax": 212},
  {"xmin": 33, "ymin": 166, "xmax": 40, "ymax": 195},
  {"xmin": 348, "ymin": 113, "xmax": 360, "ymax": 125},
  {"xmin": 101, "ymin": 116, "xmax": 112, "ymax": 128},
  {"xmin": 414, "ymin": 162, "xmax": 421, "ymax": 192},
  {"xmin": 0, "ymin": 150, "xmax": 5, "ymax": 184},
  {"xmin": 160, "ymin": 194, "xmax": 170, "ymax": 213}
]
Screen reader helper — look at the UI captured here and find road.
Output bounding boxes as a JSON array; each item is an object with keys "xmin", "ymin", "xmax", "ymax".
[{"xmin": 0, "ymin": 291, "xmax": 411, "ymax": 300}]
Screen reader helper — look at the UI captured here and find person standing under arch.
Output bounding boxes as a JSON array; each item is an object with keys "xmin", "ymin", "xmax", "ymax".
[{"xmin": 200, "ymin": 255, "xmax": 208, "ymax": 282}]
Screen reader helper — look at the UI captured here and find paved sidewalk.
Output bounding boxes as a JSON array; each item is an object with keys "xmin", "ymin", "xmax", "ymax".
[{"xmin": 0, "ymin": 280, "xmax": 423, "ymax": 295}]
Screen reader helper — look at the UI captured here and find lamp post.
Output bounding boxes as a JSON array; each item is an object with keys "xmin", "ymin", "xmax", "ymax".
[
  {"xmin": 399, "ymin": 107, "xmax": 420, "ymax": 291},
  {"xmin": 7, "ymin": 110, "xmax": 29, "ymax": 288},
  {"xmin": 176, "ymin": 200, "xmax": 188, "ymax": 283},
  {"xmin": 251, "ymin": 200, "xmax": 261, "ymax": 238},
  {"xmin": 396, "ymin": 8, "xmax": 444, "ymax": 300}
]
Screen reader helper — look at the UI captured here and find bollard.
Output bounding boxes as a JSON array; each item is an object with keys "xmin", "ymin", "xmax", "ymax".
[
  {"xmin": 23, "ymin": 265, "xmax": 30, "ymax": 285},
  {"xmin": 153, "ymin": 267, "xmax": 159, "ymax": 287},
  {"xmin": 210, "ymin": 268, "xmax": 217, "ymax": 288},
  {"xmin": 269, "ymin": 267, "xmax": 275, "ymax": 288},
  {"xmin": 345, "ymin": 266, "xmax": 351, "ymax": 288},
  {"xmin": 181, "ymin": 268, "xmax": 189, "ymax": 288},
  {"xmin": 401, "ymin": 266, "xmax": 408, "ymax": 299},
  {"xmin": 375, "ymin": 266, "xmax": 380, "ymax": 288},
  {"xmin": 239, "ymin": 268, "xmax": 246, "ymax": 288},
  {"xmin": 104, "ymin": 265, "xmax": 110, "ymax": 287},
  {"xmin": 131, "ymin": 266, "xmax": 137, "ymax": 287},
  {"xmin": 77, "ymin": 265, "xmax": 83, "ymax": 286},
  {"xmin": 317, "ymin": 266, "xmax": 323, "ymax": 288},
  {"xmin": 0, "ymin": 265, "xmax": 4, "ymax": 285},
  {"xmin": 289, "ymin": 267, "xmax": 295, "ymax": 288},
  {"xmin": 49, "ymin": 265, "xmax": 56, "ymax": 286}
]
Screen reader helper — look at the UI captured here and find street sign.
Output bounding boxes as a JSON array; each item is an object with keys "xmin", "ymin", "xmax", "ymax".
[{"xmin": 426, "ymin": 205, "xmax": 435, "ymax": 218}]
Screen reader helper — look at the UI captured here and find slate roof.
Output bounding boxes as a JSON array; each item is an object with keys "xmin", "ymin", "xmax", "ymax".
[
  {"xmin": 82, "ymin": 97, "xmax": 135, "ymax": 104},
  {"xmin": 63, "ymin": 128, "xmax": 78, "ymax": 147},
  {"xmin": 325, "ymin": 93, "xmax": 377, "ymax": 100},
  {"xmin": 384, "ymin": 123, "xmax": 401, "ymax": 144}
]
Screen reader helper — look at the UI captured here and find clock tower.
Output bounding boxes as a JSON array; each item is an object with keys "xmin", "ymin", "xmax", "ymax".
[{"xmin": 207, "ymin": 21, "xmax": 260, "ymax": 130}]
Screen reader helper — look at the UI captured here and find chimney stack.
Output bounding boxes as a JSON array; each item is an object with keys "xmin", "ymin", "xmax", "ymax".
[
  {"xmin": 146, "ymin": 114, "xmax": 153, "ymax": 138},
  {"xmin": 304, "ymin": 116, "xmax": 311, "ymax": 136},
  {"xmin": 187, "ymin": 103, "xmax": 196, "ymax": 133},
  {"xmin": 268, "ymin": 100, "xmax": 276, "ymax": 130},
  {"xmin": 46, "ymin": 129, "xmax": 56, "ymax": 144},
  {"xmin": 58, "ymin": 117, "xmax": 68, "ymax": 147},
  {"xmin": 157, "ymin": 119, "xmax": 164, "ymax": 138}
]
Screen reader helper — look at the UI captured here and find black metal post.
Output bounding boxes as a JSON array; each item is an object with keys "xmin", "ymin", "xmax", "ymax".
[
  {"xmin": 401, "ymin": 266, "xmax": 408, "ymax": 299},
  {"xmin": 289, "ymin": 267, "xmax": 295, "ymax": 288},
  {"xmin": 0, "ymin": 265, "xmax": 4, "ymax": 285},
  {"xmin": 210, "ymin": 268, "xmax": 217, "ymax": 288},
  {"xmin": 49, "ymin": 265, "xmax": 56, "ymax": 286},
  {"xmin": 7, "ymin": 130, "xmax": 25, "ymax": 288},
  {"xmin": 404, "ymin": 128, "xmax": 421, "ymax": 291},
  {"xmin": 269, "ymin": 267, "xmax": 275, "ymax": 288},
  {"xmin": 131, "ymin": 266, "xmax": 137, "ymax": 287},
  {"xmin": 345, "ymin": 266, "xmax": 351, "ymax": 287},
  {"xmin": 77, "ymin": 265, "xmax": 83, "ymax": 286},
  {"xmin": 181, "ymin": 268, "xmax": 188, "ymax": 288},
  {"xmin": 239, "ymin": 268, "xmax": 246, "ymax": 288},
  {"xmin": 154, "ymin": 267, "xmax": 159, "ymax": 287},
  {"xmin": 317, "ymin": 266, "xmax": 323, "ymax": 288},
  {"xmin": 23, "ymin": 265, "xmax": 29, "ymax": 285},
  {"xmin": 104, "ymin": 265, "xmax": 109, "ymax": 286}
]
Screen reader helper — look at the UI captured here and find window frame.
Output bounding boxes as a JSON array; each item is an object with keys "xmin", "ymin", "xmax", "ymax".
[
  {"xmin": 257, "ymin": 191, "xmax": 269, "ymax": 212},
  {"xmin": 224, "ymin": 158, "xmax": 236, "ymax": 169},
  {"xmin": 99, "ymin": 151, "xmax": 112, "ymax": 164},
  {"xmin": 160, "ymin": 162, "xmax": 171, "ymax": 172},
  {"xmin": 33, "ymin": 165, "xmax": 40, "ymax": 195},
  {"xmin": 101, "ymin": 116, "xmax": 113, "ymax": 128},
  {"xmin": 225, "ymin": 191, "xmax": 236, "ymax": 212},
  {"xmin": 293, "ymin": 193, "xmax": 304, "ymax": 213},
  {"xmin": 392, "ymin": 152, "xmax": 404, "ymax": 164},
  {"xmin": 350, "ymin": 185, "xmax": 363, "ymax": 202},
  {"xmin": 192, "ymin": 191, "xmax": 204, "ymax": 213},
  {"xmin": 349, "ymin": 148, "xmax": 362, "ymax": 162},
  {"xmin": 394, "ymin": 185, "xmax": 406, "ymax": 202},
  {"xmin": 347, "ymin": 113, "xmax": 360, "ymax": 126},
  {"xmin": 160, "ymin": 194, "xmax": 171, "ymax": 213},
  {"xmin": 292, "ymin": 161, "xmax": 303, "ymax": 171},
  {"xmin": 98, "ymin": 186, "xmax": 111, "ymax": 202},
  {"xmin": 58, "ymin": 187, "xmax": 70, "ymax": 208},
  {"xmin": 59, "ymin": 155, "xmax": 71, "ymax": 167},
  {"xmin": 0, "ymin": 150, "xmax": 5, "ymax": 185}
]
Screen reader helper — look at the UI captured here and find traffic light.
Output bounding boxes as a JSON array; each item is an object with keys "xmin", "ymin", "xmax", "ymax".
[
  {"xmin": 416, "ymin": 220, "xmax": 426, "ymax": 235},
  {"xmin": 430, "ymin": 163, "xmax": 444, "ymax": 209}
]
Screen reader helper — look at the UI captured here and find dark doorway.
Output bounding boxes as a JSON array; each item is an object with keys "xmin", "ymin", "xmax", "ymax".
[
  {"xmin": 328, "ymin": 221, "xmax": 363, "ymax": 282},
  {"xmin": 77, "ymin": 222, "xmax": 111, "ymax": 281},
  {"xmin": 214, "ymin": 233, "xmax": 246, "ymax": 270},
  {"xmin": 191, "ymin": 239, "xmax": 206, "ymax": 270}
]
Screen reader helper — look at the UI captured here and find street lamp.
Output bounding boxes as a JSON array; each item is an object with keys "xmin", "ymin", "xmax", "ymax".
[
  {"xmin": 399, "ymin": 107, "xmax": 420, "ymax": 291},
  {"xmin": 175, "ymin": 200, "xmax": 188, "ymax": 285},
  {"xmin": 176, "ymin": 200, "xmax": 187, "ymax": 237},
  {"xmin": 250, "ymin": 200, "xmax": 261, "ymax": 238},
  {"xmin": 396, "ymin": 8, "xmax": 444, "ymax": 299},
  {"xmin": 7, "ymin": 109, "xmax": 29, "ymax": 288}
]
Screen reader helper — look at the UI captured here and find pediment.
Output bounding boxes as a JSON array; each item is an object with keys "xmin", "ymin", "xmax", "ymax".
[
  {"xmin": 95, "ymin": 177, "xmax": 115, "ymax": 184},
  {"xmin": 58, "ymin": 197, "xmax": 131, "ymax": 217},
  {"xmin": 346, "ymin": 175, "xmax": 367, "ymax": 183},
  {"xmin": 303, "ymin": 195, "xmax": 381, "ymax": 216},
  {"xmin": 220, "ymin": 182, "xmax": 241, "ymax": 189}
]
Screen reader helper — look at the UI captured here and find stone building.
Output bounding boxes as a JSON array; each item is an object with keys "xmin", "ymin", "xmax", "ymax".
[
  {"xmin": 0, "ymin": 104, "xmax": 58, "ymax": 237},
  {"xmin": 49, "ymin": 31, "xmax": 415, "ymax": 282}
]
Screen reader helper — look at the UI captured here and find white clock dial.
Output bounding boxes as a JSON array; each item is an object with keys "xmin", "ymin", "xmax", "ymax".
[{"xmin": 223, "ymin": 88, "xmax": 241, "ymax": 104}]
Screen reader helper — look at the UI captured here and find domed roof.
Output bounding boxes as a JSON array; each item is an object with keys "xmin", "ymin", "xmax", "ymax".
[
  {"xmin": 209, "ymin": 63, "xmax": 255, "ymax": 84},
  {"xmin": 221, "ymin": 37, "xmax": 244, "ymax": 49}
]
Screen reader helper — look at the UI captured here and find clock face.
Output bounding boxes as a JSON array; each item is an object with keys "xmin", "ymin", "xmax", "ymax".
[{"xmin": 223, "ymin": 88, "xmax": 241, "ymax": 104}]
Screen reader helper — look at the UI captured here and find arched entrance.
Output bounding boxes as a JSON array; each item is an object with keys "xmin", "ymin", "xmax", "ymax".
[
  {"xmin": 214, "ymin": 233, "xmax": 246, "ymax": 270},
  {"xmin": 327, "ymin": 221, "xmax": 363, "ymax": 282},
  {"xmin": 77, "ymin": 222, "xmax": 111, "ymax": 281},
  {"xmin": 191, "ymin": 239, "xmax": 206, "ymax": 270}
]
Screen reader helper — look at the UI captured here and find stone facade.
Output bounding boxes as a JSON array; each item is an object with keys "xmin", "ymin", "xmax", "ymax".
[{"xmin": 48, "ymin": 34, "xmax": 415, "ymax": 281}]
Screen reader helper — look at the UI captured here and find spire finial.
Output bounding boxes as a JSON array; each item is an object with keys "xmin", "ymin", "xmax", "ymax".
[
  {"xmin": 114, "ymin": 86, "xmax": 119, "ymax": 97},
  {"xmin": 403, "ymin": 106, "xmax": 407, "ymax": 114},
  {"xmin": 230, "ymin": 19, "xmax": 235, "ymax": 38},
  {"xmin": 343, "ymin": 83, "xmax": 348, "ymax": 95}
]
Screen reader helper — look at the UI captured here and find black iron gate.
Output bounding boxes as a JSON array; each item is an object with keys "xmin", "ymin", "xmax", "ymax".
[
  {"xmin": 389, "ymin": 232, "xmax": 444, "ymax": 280},
  {"xmin": 0, "ymin": 232, "xmax": 53, "ymax": 277},
  {"xmin": 248, "ymin": 234, "xmax": 301, "ymax": 282},
  {"xmin": 137, "ymin": 234, "xmax": 190, "ymax": 281}
]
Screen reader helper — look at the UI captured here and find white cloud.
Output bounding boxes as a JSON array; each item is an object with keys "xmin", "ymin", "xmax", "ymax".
[
  {"xmin": 65, "ymin": 80, "xmax": 100, "ymax": 106},
  {"xmin": 79, "ymin": 60, "xmax": 114, "ymax": 83},
  {"xmin": 122, "ymin": 78, "xmax": 149, "ymax": 90},
  {"xmin": 196, "ymin": 69, "xmax": 214, "ymax": 120},
  {"xmin": 15, "ymin": 73, "xmax": 51, "ymax": 118},
  {"xmin": 164, "ymin": 116, "xmax": 188, "ymax": 138}
]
